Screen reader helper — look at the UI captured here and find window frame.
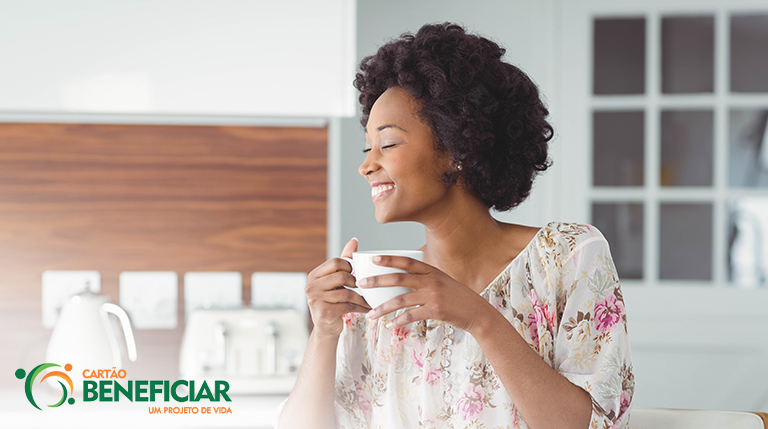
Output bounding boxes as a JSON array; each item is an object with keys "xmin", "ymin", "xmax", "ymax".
[{"xmin": 558, "ymin": 0, "xmax": 768, "ymax": 289}]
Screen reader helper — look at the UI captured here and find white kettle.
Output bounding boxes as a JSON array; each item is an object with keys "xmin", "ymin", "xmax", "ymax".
[{"xmin": 46, "ymin": 292, "xmax": 137, "ymax": 375}]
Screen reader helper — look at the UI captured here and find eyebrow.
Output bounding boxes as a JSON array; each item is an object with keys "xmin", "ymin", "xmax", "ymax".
[
  {"xmin": 377, "ymin": 124, "xmax": 407, "ymax": 132},
  {"xmin": 365, "ymin": 124, "xmax": 408, "ymax": 134}
]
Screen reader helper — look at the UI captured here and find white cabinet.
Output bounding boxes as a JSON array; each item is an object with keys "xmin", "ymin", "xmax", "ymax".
[{"xmin": 0, "ymin": 0, "xmax": 356, "ymax": 118}]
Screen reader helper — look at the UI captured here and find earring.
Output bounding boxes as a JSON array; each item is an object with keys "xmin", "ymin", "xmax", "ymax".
[{"xmin": 456, "ymin": 164, "xmax": 462, "ymax": 171}]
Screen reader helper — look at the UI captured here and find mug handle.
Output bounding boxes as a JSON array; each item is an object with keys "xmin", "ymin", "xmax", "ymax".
[
  {"xmin": 340, "ymin": 257, "xmax": 355, "ymax": 276},
  {"xmin": 340, "ymin": 257, "xmax": 362, "ymax": 296}
]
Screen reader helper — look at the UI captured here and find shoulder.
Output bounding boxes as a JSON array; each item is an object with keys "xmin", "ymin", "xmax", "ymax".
[
  {"xmin": 540, "ymin": 221, "xmax": 608, "ymax": 254},
  {"xmin": 535, "ymin": 222, "xmax": 613, "ymax": 271}
]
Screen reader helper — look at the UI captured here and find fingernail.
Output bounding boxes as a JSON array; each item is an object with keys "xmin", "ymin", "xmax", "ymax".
[
  {"xmin": 351, "ymin": 237, "xmax": 358, "ymax": 243},
  {"xmin": 367, "ymin": 309, "xmax": 377, "ymax": 319},
  {"xmin": 385, "ymin": 321, "xmax": 393, "ymax": 329},
  {"xmin": 372, "ymin": 255, "xmax": 382, "ymax": 263},
  {"xmin": 356, "ymin": 278, "xmax": 368, "ymax": 287}
]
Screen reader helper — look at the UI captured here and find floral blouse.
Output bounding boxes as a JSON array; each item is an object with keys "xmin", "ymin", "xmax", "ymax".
[{"xmin": 333, "ymin": 222, "xmax": 634, "ymax": 429}]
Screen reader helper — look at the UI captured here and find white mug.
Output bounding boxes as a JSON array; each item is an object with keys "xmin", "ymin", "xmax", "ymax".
[{"xmin": 342, "ymin": 250, "xmax": 423, "ymax": 309}]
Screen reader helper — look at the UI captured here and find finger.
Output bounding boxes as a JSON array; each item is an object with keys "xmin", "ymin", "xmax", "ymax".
[
  {"xmin": 323, "ymin": 288, "xmax": 372, "ymax": 310},
  {"xmin": 310, "ymin": 257, "xmax": 355, "ymax": 280},
  {"xmin": 384, "ymin": 306, "xmax": 430, "ymax": 330},
  {"xmin": 327, "ymin": 301, "xmax": 372, "ymax": 316},
  {"xmin": 356, "ymin": 272, "xmax": 423, "ymax": 290},
  {"xmin": 367, "ymin": 289, "xmax": 423, "ymax": 320},
  {"xmin": 340, "ymin": 237, "xmax": 358, "ymax": 259},
  {"xmin": 371, "ymin": 255, "xmax": 431, "ymax": 274},
  {"xmin": 310, "ymin": 271, "xmax": 357, "ymax": 293}
]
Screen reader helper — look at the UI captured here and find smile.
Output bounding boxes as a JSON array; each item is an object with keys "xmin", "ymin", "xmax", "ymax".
[{"xmin": 371, "ymin": 184, "xmax": 395, "ymax": 201}]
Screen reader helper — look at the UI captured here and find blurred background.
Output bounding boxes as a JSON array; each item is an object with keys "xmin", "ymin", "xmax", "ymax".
[{"xmin": 0, "ymin": 0, "xmax": 767, "ymax": 427}]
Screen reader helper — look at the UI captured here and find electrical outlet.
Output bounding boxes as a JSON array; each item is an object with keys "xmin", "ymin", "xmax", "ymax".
[
  {"xmin": 42, "ymin": 270, "xmax": 101, "ymax": 328},
  {"xmin": 119, "ymin": 271, "xmax": 178, "ymax": 329},
  {"xmin": 183, "ymin": 272, "xmax": 242, "ymax": 320},
  {"xmin": 251, "ymin": 272, "xmax": 308, "ymax": 318}
]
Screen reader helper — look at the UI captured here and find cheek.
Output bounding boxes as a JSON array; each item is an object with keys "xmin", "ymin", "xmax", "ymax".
[{"xmin": 411, "ymin": 171, "xmax": 448, "ymax": 198}]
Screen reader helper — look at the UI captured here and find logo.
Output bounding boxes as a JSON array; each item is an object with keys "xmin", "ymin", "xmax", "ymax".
[
  {"xmin": 14, "ymin": 364, "xmax": 233, "ymax": 415},
  {"xmin": 15, "ymin": 363, "xmax": 75, "ymax": 410}
]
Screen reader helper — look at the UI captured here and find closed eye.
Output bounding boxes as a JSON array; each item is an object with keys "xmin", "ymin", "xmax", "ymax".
[{"xmin": 362, "ymin": 144, "xmax": 395, "ymax": 154}]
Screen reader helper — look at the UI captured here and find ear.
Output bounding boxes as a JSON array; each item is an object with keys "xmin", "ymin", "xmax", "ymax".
[{"xmin": 439, "ymin": 166, "xmax": 462, "ymax": 189}]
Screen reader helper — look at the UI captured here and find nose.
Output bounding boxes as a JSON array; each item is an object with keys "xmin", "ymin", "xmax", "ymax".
[{"xmin": 358, "ymin": 148, "xmax": 379, "ymax": 178}]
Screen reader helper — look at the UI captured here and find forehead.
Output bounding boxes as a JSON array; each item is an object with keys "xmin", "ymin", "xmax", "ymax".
[{"xmin": 366, "ymin": 87, "xmax": 424, "ymax": 133}]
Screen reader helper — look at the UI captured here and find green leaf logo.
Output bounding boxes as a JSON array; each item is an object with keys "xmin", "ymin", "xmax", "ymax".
[{"xmin": 15, "ymin": 363, "xmax": 75, "ymax": 410}]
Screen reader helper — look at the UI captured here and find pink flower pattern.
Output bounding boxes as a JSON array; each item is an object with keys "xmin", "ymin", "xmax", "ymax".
[
  {"xmin": 619, "ymin": 390, "xmax": 631, "ymax": 418},
  {"xmin": 594, "ymin": 294, "xmax": 624, "ymax": 334},
  {"xmin": 456, "ymin": 383, "xmax": 484, "ymax": 421},
  {"xmin": 529, "ymin": 289, "xmax": 557, "ymax": 342},
  {"xmin": 353, "ymin": 380, "xmax": 371, "ymax": 416},
  {"xmin": 342, "ymin": 312, "xmax": 355, "ymax": 328},
  {"xmin": 413, "ymin": 349, "xmax": 441, "ymax": 385},
  {"xmin": 393, "ymin": 326, "xmax": 411, "ymax": 342}
]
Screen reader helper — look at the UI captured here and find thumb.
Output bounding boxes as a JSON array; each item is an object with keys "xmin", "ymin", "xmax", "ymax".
[{"xmin": 340, "ymin": 237, "xmax": 358, "ymax": 259}]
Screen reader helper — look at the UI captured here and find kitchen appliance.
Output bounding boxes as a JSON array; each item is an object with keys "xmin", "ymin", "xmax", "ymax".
[
  {"xmin": 46, "ymin": 291, "xmax": 137, "ymax": 383},
  {"xmin": 179, "ymin": 306, "xmax": 308, "ymax": 394}
]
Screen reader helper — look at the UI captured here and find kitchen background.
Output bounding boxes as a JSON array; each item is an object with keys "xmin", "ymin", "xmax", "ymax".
[{"xmin": 1, "ymin": 0, "xmax": 767, "ymax": 427}]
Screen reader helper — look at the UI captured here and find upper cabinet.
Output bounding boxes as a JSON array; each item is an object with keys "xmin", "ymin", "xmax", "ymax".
[{"xmin": 0, "ymin": 0, "xmax": 356, "ymax": 118}]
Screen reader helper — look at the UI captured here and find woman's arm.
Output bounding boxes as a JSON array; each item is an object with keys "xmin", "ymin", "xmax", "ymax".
[
  {"xmin": 278, "ymin": 238, "xmax": 371, "ymax": 429},
  {"xmin": 277, "ymin": 330, "xmax": 340, "ymax": 429},
  {"xmin": 469, "ymin": 305, "xmax": 592, "ymax": 429}
]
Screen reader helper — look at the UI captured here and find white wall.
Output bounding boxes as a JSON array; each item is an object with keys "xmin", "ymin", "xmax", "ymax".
[
  {"xmin": 0, "ymin": 0, "xmax": 355, "ymax": 118},
  {"xmin": 336, "ymin": 0, "xmax": 560, "ymax": 255}
]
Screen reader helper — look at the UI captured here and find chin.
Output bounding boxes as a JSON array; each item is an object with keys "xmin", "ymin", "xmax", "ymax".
[
  {"xmin": 374, "ymin": 211, "xmax": 391, "ymax": 224},
  {"xmin": 374, "ymin": 207, "xmax": 415, "ymax": 224},
  {"xmin": 373, "ymin": 205, "xmax": 399, "ymax": 223}
]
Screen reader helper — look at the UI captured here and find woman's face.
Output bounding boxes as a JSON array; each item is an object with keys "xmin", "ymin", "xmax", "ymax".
[{"xmin": 358, "ymin": 86, "xmax": 452, "ymax": 224}]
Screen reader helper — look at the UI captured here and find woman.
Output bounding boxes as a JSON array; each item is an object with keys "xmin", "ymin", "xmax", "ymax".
[{"xmin": 278, "ymin": 23, "xmax": 633, "ymax": 429}]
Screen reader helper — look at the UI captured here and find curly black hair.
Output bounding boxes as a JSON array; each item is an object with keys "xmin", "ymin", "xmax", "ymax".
[{"xmin": 354, "ymin": 23, "xmax": 553, "ymax": 212}]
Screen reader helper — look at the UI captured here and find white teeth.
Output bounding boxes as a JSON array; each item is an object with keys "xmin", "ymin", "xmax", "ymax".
[{"xmin": 371, "ymin": 184, "xmax": 395, "ymax": 197}]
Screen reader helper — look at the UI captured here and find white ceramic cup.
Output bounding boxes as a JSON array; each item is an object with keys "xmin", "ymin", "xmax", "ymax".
[{"xmin": 342, "ymin": 250, "xmax": 423, "ymax": 309}]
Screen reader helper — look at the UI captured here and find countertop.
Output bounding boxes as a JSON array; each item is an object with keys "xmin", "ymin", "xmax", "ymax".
[{"xmin": 0, "ymin": 389, "xmax": 286, "ymax": 429}]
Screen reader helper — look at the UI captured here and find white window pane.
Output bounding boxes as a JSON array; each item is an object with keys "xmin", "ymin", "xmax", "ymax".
[
  {"xmin": 660, "ymin": 203, "xmax": 713, "ymax": 281},
  {"xmin": 660, "ymin": 110, "xmax": 714, "ymax": 187},
  {"xmin": 728, "ymin": 198, "xmax": 768, "ymax": 287},
  {"xmin": 661, "ymin": 16, "xmax": 714, "ymax": 94},
  {"xmin": 592, "ymin": 202, "xmax": 644, "ymax": 279},
  {"xmin": 593, "ymin": 110, "xmax": 645, "ymax": 186},
  {"xmin": 731, "ymin": 14, "xmax": 768, "ymax": 93},
  {"xmin": 593, "ymin": 17, "xmax": 646, "ymax": 95},
  {"xmin": 729, "ymin": 109, "xmax": 768, "ymax": 188}
]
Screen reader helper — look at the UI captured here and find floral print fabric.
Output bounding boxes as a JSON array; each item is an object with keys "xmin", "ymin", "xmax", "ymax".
[{"xmin": 333, "ymin": 222, "xmax": 634, "ymax": 429}]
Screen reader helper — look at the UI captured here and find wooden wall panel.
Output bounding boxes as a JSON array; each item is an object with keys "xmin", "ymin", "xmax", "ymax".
[{"xmin": 0, "ymin": 123, "xmax": 327, "ymax": 387}]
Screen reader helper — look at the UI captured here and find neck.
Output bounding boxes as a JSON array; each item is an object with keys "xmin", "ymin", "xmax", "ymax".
[{"xmin": 419, "ymin": 189, "xmax": 508, "ymax": 291}]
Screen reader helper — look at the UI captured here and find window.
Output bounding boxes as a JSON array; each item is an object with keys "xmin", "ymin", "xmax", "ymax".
[{"xmin": 589, "ymin": 12, "xmax": 768, "ymax": 287}]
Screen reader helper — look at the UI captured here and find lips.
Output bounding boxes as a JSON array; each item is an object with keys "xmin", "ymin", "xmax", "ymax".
[{"xmin": 371, "ymin": 183, "xmax": 395, "ymax": 201}]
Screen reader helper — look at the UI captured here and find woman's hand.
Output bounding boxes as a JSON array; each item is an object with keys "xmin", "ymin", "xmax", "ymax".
[
  {"xmin": 359, "ymin": 255, "xmax": 491, "ymax": 333},
  {"xmin": 305, "ymin": 238, "xmax": 372, "ymax": 340}
]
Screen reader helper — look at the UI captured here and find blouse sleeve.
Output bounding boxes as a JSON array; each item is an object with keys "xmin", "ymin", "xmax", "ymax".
[
  {"xmin": 333, "ymin": 312, "xmax": 373, "ymax": 429},
  {"xmin": 273, "ymin": 312, "xmax": 371, "ymax": 429},
  {"xmin": 554, "ymin": 231, "xmax": 634, "ymax": 429}
]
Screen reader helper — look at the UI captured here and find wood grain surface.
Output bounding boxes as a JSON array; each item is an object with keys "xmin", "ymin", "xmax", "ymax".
[{"xmin": 0, "ymin": 123, "xmax": 327, "ymax": 387}]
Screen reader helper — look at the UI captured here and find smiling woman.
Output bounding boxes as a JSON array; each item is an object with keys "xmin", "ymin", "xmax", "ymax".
[{"xmin": 277, "ymin": 23, "xmax": 633, "ymax": 429}]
